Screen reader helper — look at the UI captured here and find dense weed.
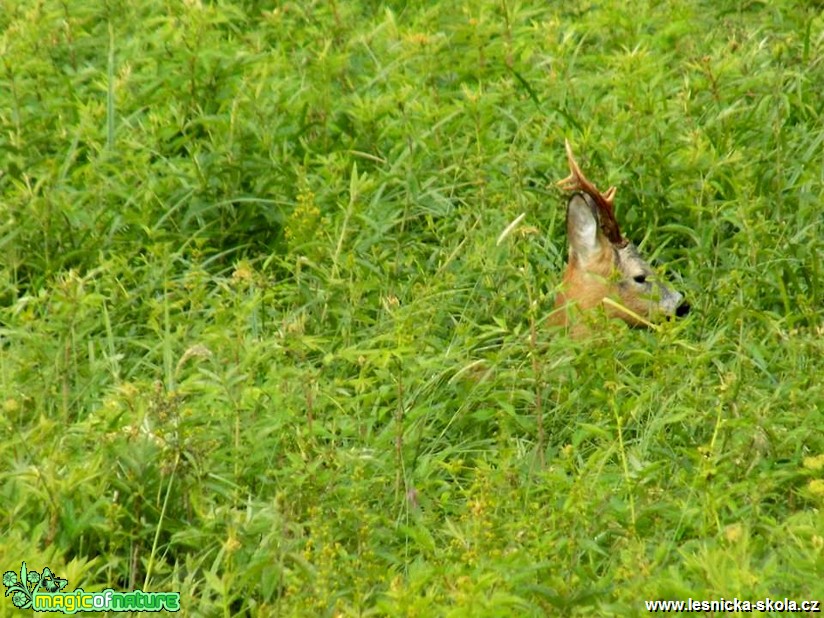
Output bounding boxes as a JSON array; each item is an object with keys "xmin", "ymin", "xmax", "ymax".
[{"xmin": 1, "ymin": 0, "xmax": 822, "ymax": 615}]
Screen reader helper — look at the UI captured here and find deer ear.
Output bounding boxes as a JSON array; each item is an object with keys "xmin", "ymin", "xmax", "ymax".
[{"xmin": 566, "ymin": 193, "xmax": 603, "ymax": 263}]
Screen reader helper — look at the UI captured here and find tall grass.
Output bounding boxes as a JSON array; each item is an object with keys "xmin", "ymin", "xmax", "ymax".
[{"xmin": 1, "ymin": 0, "xmax": 822, "ymax": 615}]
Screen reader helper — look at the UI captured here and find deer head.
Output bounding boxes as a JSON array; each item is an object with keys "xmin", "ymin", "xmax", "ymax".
[{"xmin": 552, "ymin": 140, "xmax": 690, "ymax": 332}]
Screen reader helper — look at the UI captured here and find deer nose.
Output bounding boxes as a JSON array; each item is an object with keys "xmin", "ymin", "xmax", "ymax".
[{"xmin": 675, "ymin": 301, "xmax": 691, "ymax": 317}]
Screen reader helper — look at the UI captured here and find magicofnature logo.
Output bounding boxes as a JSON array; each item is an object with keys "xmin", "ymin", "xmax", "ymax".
[
  {"xmin": 3, "ymin": 562, "xmax": 180, "ymax": 613},
  {"xmin": 3, "ymin": 562, "xmax": 67, "ymax": 609}
]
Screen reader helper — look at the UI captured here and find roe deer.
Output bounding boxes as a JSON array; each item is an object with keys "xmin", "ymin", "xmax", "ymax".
[{"xmin": 551, "ymin": 140, "xmax": 690, "ymax": 332}]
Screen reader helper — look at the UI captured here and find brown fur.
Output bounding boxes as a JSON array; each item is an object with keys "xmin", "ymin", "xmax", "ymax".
[{"xmin": 552, "ymin": 145, "xmax": 689, "ymax": 334}]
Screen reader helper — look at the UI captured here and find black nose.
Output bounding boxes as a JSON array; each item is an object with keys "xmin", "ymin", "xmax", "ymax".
[{"xmin": 676, "ymin": 301, "xmax": 691, "ymax": 317}]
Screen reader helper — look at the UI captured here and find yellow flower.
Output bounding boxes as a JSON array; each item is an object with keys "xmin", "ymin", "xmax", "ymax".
[
  {"xmin": 808, "ymin": 479, "xmax": 824, "ymax": 498},
  {"xmin": 802, "ymin": 454, "xmax": 824, "ymax": 471}
]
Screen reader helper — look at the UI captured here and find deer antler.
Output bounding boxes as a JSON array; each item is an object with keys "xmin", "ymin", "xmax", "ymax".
[{"xmin": 557, "ymin": 139, "xmax": 626, "ymax": 247}]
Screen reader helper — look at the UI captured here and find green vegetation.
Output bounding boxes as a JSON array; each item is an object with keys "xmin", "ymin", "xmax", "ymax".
[{"xmin": 1, "ymin": 0, "xmax": 822, "ymax": 615}]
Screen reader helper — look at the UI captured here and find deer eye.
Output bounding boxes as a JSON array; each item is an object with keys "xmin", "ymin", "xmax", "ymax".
[{"xmin": 633, "ymin": 274, "xmax": 647, "ymax": 284}]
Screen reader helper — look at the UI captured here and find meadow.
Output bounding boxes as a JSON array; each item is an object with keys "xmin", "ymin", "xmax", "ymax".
[{"xmin": 1, "ymin": 0, "xmax": 823, "ymax": 615}]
